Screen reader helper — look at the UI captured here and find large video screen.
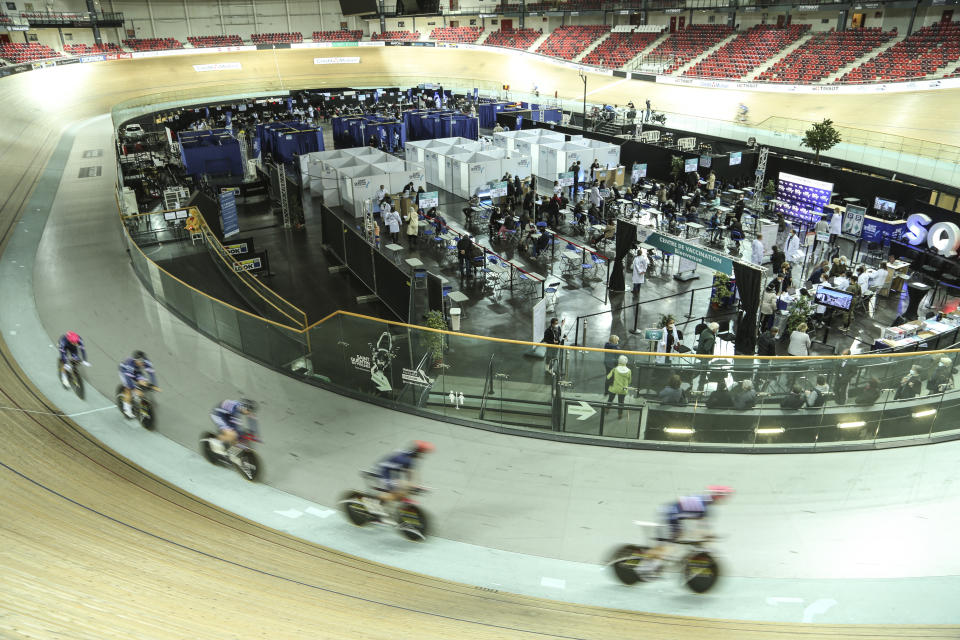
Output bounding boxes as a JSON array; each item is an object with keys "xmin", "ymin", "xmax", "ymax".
[
  {"xmin": 774, "ymin": 172, "xmax": 833, "ymax": 227},
  {"xmin": 339, "ymin": 0, "xmax": 378, "ymax": 15},
  {"xmin": 815, "ymin": 286, "xmax": 853, "ymax": 310}
]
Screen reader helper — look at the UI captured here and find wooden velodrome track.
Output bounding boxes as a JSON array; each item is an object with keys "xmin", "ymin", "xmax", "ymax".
[{"xmin": 1, "ymin": 48, "xmax": 959, "ymax": 639}]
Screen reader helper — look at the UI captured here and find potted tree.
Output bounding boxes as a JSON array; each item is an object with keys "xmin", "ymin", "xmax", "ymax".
[
  {"xmin": 763, "ymin": 179, "xmax": 776, "ymax": 200},
  {"xmin": 424, "ymin": 310, "xmax": 448, "ymax": 367},
  {"xmin": 800, "ymin": 118, "xmax": 842, "ymax": 163},
  {"xmin": 784, "ymin": 295, "xmax": 814, "ymax": 336},
  {"xmin": 710, "ymin": 272, "xmax": 735, "ymax": 309}
]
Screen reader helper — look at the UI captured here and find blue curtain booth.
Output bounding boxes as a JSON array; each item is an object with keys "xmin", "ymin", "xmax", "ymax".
[
  {"xmin": 178, "ymin": 129, "xmax": 244, "ymax": 178},
  {"xmin": 402, "ymin": 109, "xmax": 479, "ymax": 141},
  {"xmin": 477, "ymin": 101, "xmax": 514, "ymax": 128},
  {"xmin": 331, "ymin": 115, "xmax": 406, "ymax": 151},
  {"xmin": 255, "ymin": 122, "xmax": 325, "ymax": 164}
]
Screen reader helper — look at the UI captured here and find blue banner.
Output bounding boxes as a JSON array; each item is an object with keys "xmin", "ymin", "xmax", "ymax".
[
  {"xmin": 219, "ymin": 189, "xmax": 239, "ymax": 238},
  {"xmin": 516, "ymin": 115, "xmax": 523, "ymax": 130}
]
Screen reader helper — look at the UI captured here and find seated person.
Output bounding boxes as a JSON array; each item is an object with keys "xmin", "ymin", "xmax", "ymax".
[
  {"xmin": 705, "ymin": 382, "xmax": 733, "ymax": 409},
  {"xmin": 779, "ymin": 384, "xmax": 806, "ymax": 409},
  {"xmin": 532, "ymin": 230, "xmax": 551, "ymax": 258},
  {"xmin": 926, "ymin": 357, "xmax": 954, "ymax": 393},
  {"xmin": 657, "ymin": 374, "xmax": 687, "ymax": 405},
  {"xmin": 855, "ymin": 378, "xmax": 883, "ymax": 406},
  {"xmin": 895, "ymin": 366, "xmax": 923, "ymax": 400},
  {"xmin": 805, "ymin": 374, "xmax": 830, "ymax": 407},
  {"xmin": 730, "ymin": 379, "xmax": 757, "ymax": 410}
]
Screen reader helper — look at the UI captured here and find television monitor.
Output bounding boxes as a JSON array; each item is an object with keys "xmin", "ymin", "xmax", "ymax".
[
  {"xmin": 338, "ymin": 0, "xmax": 379, "ymax": 15},
  {"xmin": 729, "ymin": 151, "xmax": 741, "ymax": 166},
  {"xmin": 684, "ymin": 158, "xmax": 698, "ymax": 173},
  {"xmin": 815, "ymin": 286, "xmax": 853, "ymax": 310},
  {"xmin": 874, "ymin": 197, "xmax": 896, "ymax": 214}
]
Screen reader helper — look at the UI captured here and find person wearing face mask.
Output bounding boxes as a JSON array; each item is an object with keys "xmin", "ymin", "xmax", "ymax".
[{"xmin": 656, "ymin": 319, "xmax": 683, "ymax": 364}]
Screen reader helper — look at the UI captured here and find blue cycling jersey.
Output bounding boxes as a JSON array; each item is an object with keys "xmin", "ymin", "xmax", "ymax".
[
  {"xmin": 211, "ymin": 400, "xmax": 243, "ymax": 431},
  {"xmin": 58, "ymin": 335, "xmax": 87, "ymax": 363},
  {"xmin": 118, "ymin": 357, "xmax": 156, "ymax": 386},
  {"xmin": 376, "ymin": 450, "xmax": 416, "ymax": 482}
]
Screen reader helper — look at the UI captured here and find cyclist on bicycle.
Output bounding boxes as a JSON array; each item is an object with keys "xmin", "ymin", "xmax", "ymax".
[
  {"xmin": 210, "ymin": 398, "xmax": 259, "ymax": 454},
  {"xmin": 58, "ymin": 331, "xmax": 89, "ymax": 387},
  {"xmin": 373, "ymin": 441, "xmax": 434, "ymax": 504},
  {"xmin": 118, "ymin": 350, "xmax": 157, "ymax": 418},
  {"xmin": 737, "ymin": 103, "xmax": 749, "ymax": 123},
  {"xmin": 639, "ymin": 486, "xmax": 734, "ymax": 576}
]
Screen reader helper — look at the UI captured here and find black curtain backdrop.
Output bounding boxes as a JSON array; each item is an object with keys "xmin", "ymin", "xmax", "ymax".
[
  {"xmin": 732, "ymin": 261, "xmax": 763, "ymax": 354},
  {"xmin": 609, "ymin": 219, "xmax": 637, "ymax": 291}
]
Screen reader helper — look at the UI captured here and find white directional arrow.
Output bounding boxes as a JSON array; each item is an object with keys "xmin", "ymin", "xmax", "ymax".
[
  {"xmin": 568, "ymin": 400, "xmax": 597, "ymax": 421},
  {"xmin": 371, "ymin": 370, "xmax": 392, "ymax": 392}
]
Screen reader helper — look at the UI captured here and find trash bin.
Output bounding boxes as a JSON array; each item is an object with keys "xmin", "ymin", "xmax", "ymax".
[{"xmin": 449, "ymin": 307, "xmax": 462, "ymax": 331}]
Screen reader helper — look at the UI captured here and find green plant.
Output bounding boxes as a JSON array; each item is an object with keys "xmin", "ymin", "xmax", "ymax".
[
  {"xmin": 658, "ymin": 313, "xmax": 676, "ymax": 328},
  {"xmin": 763, "ymin": 179, "xmax": 776, "ymax": 198},
  {"xmin": 710, "ymin": 272, "xmax": 734, "ymax": 306},
  {"xmin": 424, "ymin": 310, "xmax": 448, "ymax": 362},
  {"xmin": 784, "ymin": 295, "xmax": 814, "ymax": 334},
  {"xmin": 670, "ymin": 155, "xmax": 684, "ymax": 181},
  {"xmin": 800, "ymin": 118, "xmax": 842, "ymax": 163}
]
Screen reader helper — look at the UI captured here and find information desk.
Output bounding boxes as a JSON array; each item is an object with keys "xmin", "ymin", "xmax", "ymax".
[{"xmin": 873, "ymin": 314, "xmax": 960, "ymax": 352}]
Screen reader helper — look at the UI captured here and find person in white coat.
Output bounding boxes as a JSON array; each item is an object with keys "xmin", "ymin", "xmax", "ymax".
[
  {"xmin": 383, "ymin": 208, "xmax": 402, "ymax": 244},
  {"xmin": 589, "ymin": 182, "xmax": 602, "ymax": 210},
  {"xmin": 829, "ymin": 210, "xmax": 843, "ymax": 243},
  {"xmin": 631, "ymin": 249, "xmax": 649, "ymax": 295},
  {"xmin": 656, "ymin": 319, "xmax": 682, "ymax": 364},
  {"xmin": 751, "ymin": 234, "xmax": 765, "ymax": 265},
  {"xmin": 784, "ymin": 228, "xmax": 801, "ymax": 263}
]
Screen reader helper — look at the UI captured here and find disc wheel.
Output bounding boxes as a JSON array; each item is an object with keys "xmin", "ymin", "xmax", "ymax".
[
  {"xmin": 341, "ymin": 491, "xmax": 372, "ymax": 527},
  {"xmin": 115, "ymin": 385, "xmax": 131, "ymax": 418},
  {"xmin": 683, "ymin": 550, "xmax": 720, "ymax": 593},
  {"xmin": 200, "ymin": 432, "xmax": 220, "ymax": 464},
  {"xmin": 237, "ymin": 450, "xmax": 260, "ymax": 482},
  {"xmin": 609, "ymin": 544, "xmax": 650, "ymax": 585},
  {"xmin": 397, "ymin": 504, "xmax": 428, "ymax": 541},
  {"xmin": 138, "ymin": 399, "xmax": 155, "ymax": 431}
]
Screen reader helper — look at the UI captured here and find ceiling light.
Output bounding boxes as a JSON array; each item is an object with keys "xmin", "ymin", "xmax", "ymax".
[
  {"xmin": 664, "ymin": 427, "xmax": 695, "ymax": 435},
  {"xmin": 912, "ymin": 409, "xmax": 937, "ymax": 418}
]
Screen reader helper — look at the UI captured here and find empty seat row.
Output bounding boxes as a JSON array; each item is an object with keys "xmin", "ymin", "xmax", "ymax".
[
  {"xmin": 535, "ymin": 25, "xmax": 610, "ymax": 61},
  {"xmin": 0, "ymin": 42, "xmax": 62, "ymax": 62},
  {"xmin": 580, "ymin": 28, "xmax": 663, "ymax": 68},
  {"xmin": 250, "ymin": 32, "xmax": 303, "ymax": 44},
  {"xmin": 484, "ymin": 27, "xmax": 540, "ymax": 50},
  {"xmin": 122, "ymin": 37, "xmax": 183, "ymax": 51},
  {"xmin": 187, "ymin": 35, "xmax": 243, "ymax": 47},
  {"xmin": 645, "ymin": 25, "xmax": 734, "ymax": 75},
  {"xmin": 371, "ymin": 30, "xmax": 420, "ymax": 41},
  {"xmin": 683, "ymin": 24, "xmax": 809, "ymax": 79},
  {"xmin": 757, "ymin": 27, "xmax": 894, "ymax": 84},
  {"xmin": 313, "ymin": 30, "xmax": 362, "ymax": 41},
  {"xmin": 430, "ymin": 26, "xmax": 483, "ymax": 43},
  {"xmin": 839, "ymin": 21, "xmax": 960, "ymax": 82},
  {"xmin": 63, "ymin": 42, "xmax": 122, "ymax": 55}
]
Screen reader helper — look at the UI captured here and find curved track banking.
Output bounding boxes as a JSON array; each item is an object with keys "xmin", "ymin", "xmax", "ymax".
[{"xmin": 1, "ymin": 48, "xmax": 959, "ymax": 638}]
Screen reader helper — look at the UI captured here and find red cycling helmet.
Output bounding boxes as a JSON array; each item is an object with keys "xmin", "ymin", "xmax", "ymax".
[
  {"xmin": 706, "ymin": 485, "xmax": 735, "ymax": 501},
  {"xmin": 413, "ymin": 440, "xmax": 435, "ymax": 454},
  {"xmin": 65, "ymin": 331, "xmax": 80, "ymax": 345}
]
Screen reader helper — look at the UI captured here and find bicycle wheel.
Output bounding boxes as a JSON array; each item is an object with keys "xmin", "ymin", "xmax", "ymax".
[
  {"xmin": 237, "ymin": 450, "xmax": 260, "ymax": 482},
  {"xmin": 397, "ymin": 503, "xmax": 429, "ymax": 541},
  {"xmin": 138, "ymin": 399, "xmax": 155, "ymax": 431},
  {"xmin": 340, "ymin": 491, "xmax": 373, "ymax": 527},
  {"xmin": 683, "ymin": 551, "xmax": 720, "ymax": 593},
  {"xmin": 608, "ymin": 544, "xmax": 649, "ymax": 585},
  {"xmin": 71, "ymin": 370, "xmax": 85, "ymax": 400}
]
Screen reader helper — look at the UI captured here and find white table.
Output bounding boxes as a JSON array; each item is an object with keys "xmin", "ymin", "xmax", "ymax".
[
  {"xmin": 448, "ymin": 291, "xmax": 469, "ymax": 303},
  {"xmin": 729, "ymin": 188, "xmax": 743, "ymax": 195},
  {"xmin": 405, "ymin": 257, "xmax": 424, "ymax": 267}
]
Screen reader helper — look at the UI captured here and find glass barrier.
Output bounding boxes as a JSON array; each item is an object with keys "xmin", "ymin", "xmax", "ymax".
[
  {"xmin": 301, "ymin": 311, "xmax": 960, "ymax": 450},
  {"xmin": 120, "ymin": 215, "xmax": 308, "ymax": 369}
]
